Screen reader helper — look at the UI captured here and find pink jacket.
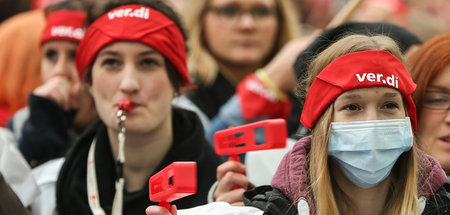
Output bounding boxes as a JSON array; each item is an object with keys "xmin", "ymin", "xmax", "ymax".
[{"xmin": 271, "ymin": 136, "xmax": 448, "ymax": 215}]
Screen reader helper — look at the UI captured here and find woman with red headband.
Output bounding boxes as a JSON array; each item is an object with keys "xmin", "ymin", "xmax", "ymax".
[
  {"xmin": 54, "ymin": 1, "xmax": 222, "ymax": 215},
  {"xmin": 146, "ymin": 34, "xmax": 450, "ymax": 214},
  {"xmin": 8, "ymin": 0, "xmax": 99, "ymax": 167}
]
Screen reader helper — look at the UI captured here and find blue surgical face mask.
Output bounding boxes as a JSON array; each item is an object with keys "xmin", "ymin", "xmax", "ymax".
[{"xmin": 328, "ymin": 117, "xmax": 413, "ymax": 189}]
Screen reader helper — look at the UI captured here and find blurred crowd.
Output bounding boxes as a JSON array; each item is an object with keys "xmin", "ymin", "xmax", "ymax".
[{"xmin": 0, "ymin": 0, "xmax": 449, "ymax": 215}]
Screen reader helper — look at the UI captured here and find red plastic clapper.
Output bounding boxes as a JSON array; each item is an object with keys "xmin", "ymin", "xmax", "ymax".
[
  {"xmin": 214, "ymin": 119, "xmax": 287, "ymax": 160},
  {"xmin": 149, "ymin": 162, "xmax": 197, "ymax": 210},
  {"xmin": 214, "ymin": 119, "xmax": 287, "ymax": 189}
]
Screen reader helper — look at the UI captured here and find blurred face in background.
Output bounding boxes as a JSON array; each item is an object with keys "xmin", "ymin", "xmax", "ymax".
[
  {"xmin": 416, "ymin": 65, "xmax": 450, "ymax": 174},
  {"xmin": 41, "ymin": 40, "xmax": 97, "ymax": 130},
  {"xmin": 203, "ymin": 0, "xmax": 279, "ymax": 67},
  {"xmin": 41, "ymin": 40, "xmax": 78, "ymax": 83}
]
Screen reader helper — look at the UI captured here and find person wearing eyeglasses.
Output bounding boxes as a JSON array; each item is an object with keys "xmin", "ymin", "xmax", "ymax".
[
  {"xmin": 409, "ymin": 33, "xmax": 450, "ymax": 184},
  {"xmin": 174, "ymin": 0, "xmax": 302, "ymax": 139}
]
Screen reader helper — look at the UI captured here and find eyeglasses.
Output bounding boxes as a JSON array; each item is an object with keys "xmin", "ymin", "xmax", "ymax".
[
  {"xmin": 206, "ymin": 5, "xmax": 277, "ymax": 26},
  {"xmin": 422, "ymin": 91, "xmax": 450, "ymax": 110}
]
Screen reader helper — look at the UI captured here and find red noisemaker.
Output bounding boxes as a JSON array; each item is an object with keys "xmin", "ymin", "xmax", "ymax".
[
  {"xmin": 214, "ymin": 119, "xmax": 287, "ymax": 162},
  {"xmin": 148, "ymin": 162, "xmax": 197, "ymax": 210},
  {"xmin": 214, "ymin": 119, "xmax": 287, "ymax": 189}
]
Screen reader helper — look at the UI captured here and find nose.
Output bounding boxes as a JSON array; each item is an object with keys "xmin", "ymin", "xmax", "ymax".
[
  {"xmin": 365, "ymin": 108, "xmax": 379, "ymax": 121},
  {"xmin": 53, "ymin": 56, "xmax": 78, "ymax": 83},
  {"xmin": 53, "ymin": 57, "xmax": 70, "ymax": 77},
  {"xmin": 237, "ymin": 12, "xmax": 256, "ymax": 30},
  {"xmin": 119, "ymin": 65, "xmax": 140, "ymax": 95}
]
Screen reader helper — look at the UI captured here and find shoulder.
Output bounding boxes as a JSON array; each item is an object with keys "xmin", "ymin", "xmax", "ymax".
[
  {"xmin": 422, "ymin": 183, "xmax": 450, "ymax": 215},
  {"xmin": 243, "ymin": 185, "xmax": 298, "ymax": 215}
]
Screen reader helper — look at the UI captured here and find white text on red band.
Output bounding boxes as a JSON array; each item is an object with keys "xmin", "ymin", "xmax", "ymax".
[
  {"xmin": 108, "ymin": 7, "xmax": 150, "ymax": 20},
  {"xmin": 51, "ymin": 26, "xmax": 84, "ymax": 40},
  {"xmin": 356, "ymin": 73, "xmax": 399, "ymax": 89}
]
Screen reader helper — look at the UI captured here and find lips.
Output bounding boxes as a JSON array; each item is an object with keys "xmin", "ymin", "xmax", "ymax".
[
  {"xmin": 115, "ymin": 100, "xmax": 140, "ymax": 110},
  {"xmin": 440, "ymin": 136, "xmax": 450, "ymax": 143},
  {"xmin": 235, "ymin": 39, "xmax": 257, "ymax": 47}
]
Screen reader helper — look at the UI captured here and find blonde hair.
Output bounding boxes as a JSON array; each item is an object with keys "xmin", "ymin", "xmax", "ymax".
[
  {"xmin": 183, "ymin": 0, "xmax": 300, "ymax": 84},
  {"xmin": 305, "ymin": 34, "xmax": 419, "ymax": 215}
]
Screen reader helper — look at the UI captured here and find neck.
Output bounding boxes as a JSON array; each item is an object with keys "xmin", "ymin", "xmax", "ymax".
[
  {"xmin": 218, "ymin": 62, "xmax": 262, "ymax": 85},
  {"xmin": 108, "ymin": 120, "xmax": 173, "ymax": 192},
  {"xmin": 332, "ymin": 162, "xmax": 391, "ymax": 215}
]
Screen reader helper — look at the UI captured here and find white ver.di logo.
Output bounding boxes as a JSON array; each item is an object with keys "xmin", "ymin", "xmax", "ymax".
[
  {"xmin": 51, "ymin": 26, "xmax": 84, "ymax": 40},
  {"xmin": 108, "ymin": 7, "xmax": 150, "ymax": 20},
  {"xmin": 355, "ymin": 73, "xmax": 399, "ymax": 89}
]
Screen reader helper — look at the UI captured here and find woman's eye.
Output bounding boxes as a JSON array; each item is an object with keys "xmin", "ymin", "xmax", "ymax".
[
  {"xmin": 141, "ymin": 58, "xmax": 160, "ymax": 68},
  {"xmin": 101, "ymin": 58, "xmax": 120, "ymax": 68},
  {"xmin": 69, "ymin": 50, "xmax": 77, "ymax": 61},
  {"xmin": 221, "ymin": 7, "xmax": 238, "ymax": 17},
  {"xmin": 45, "ymin": 49, "xmax": 58, "ymax": 62},
  {"xmin": 382, "ymin": 102, "xmax": 399, "ymax": 109},
  {"xmin": 251, "ymin": 7, "xmax": 270, "ymax": 17},
  {"xmin": 425, "ymin": 97, "xmax": 446, "ymax": 104},
  {"xmin": 343, "ymin": 104, "xmax": 360, "ymax": 111}
]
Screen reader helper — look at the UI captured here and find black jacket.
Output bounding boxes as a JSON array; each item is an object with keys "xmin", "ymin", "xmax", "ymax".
[
  {"xmin": 56, "ymin": 108, "xmax": 222, "ymax": 215},
  {"xmin": 244, "ymin": 184, "xmax": 450, "ymax": 215},
  {"xmin": 9, "ymin": 94, "xmax": 77, "ymax": 166}
]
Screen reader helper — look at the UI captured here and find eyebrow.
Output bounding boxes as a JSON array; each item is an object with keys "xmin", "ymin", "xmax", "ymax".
[
  {"xmin": 383, "ymin": 92, "xmax": 399, "ymax": 98},
  {"xmin": 97, "ymin": 50, "xmax": 160, "ymax": 57},
  {"xmin": 138, "ymin": 50, "xmax": 159, "ymax": 57},
  {"xmin": 427, "ymin": 85, "xmax": 450, "ymax": 92},
  {"xmin": 340, "ymin": 92, "xmax": 400, "ymax": 100},
  {"xmin": 340, "ymin": 94, "xmax": 362, "ymax": 100},
  {"xmin": 97, "ymin": 51, "xmax": 119, "ymax": 57}
]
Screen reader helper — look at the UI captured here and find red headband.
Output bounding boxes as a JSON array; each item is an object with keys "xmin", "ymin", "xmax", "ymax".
[
  {"xmin": 40, "ymin": 10, "xmax": 86, "ymax": 46},
  {"xmin": 300, "ymin": 50, "xmax": 417, "ymax": 131},
  {"xmin": 76, "ymin": 5, "xmax": 190, "ymax": 84}
]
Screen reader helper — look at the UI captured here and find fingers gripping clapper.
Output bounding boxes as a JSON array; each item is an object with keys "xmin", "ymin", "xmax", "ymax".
[{"xmin": 214, "ymin": 119, "xmax": 287, "ymax": 188}]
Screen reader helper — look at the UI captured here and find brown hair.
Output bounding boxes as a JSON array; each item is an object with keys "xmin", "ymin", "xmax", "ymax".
[
  {"xmin": 44, "ymin": 0, "xmax": 87, "ymax": 17},
  {"xmin": 408, "ymin": 33, "xmax": 450, "ymax": 120}
]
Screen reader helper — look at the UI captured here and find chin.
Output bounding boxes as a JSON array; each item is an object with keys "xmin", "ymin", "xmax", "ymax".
[{"xmin": 232, "ymin": 56, "xmax": 263, "ymax": 65}]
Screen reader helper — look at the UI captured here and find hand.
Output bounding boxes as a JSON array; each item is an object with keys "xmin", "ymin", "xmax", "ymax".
[
  {"xmin": 237, "ymin": 73, "xmax": 292, "ymax": 121},
  {"xmin": 214, "ymin": 161, "xmax": 248, "ymax": 206},
  {"xmin": 145, "ymin": 205, "xmax": 177, "ymax": 215},
  {"xmin": 264, "ymin": 34, "xmax": 319, "ymax": 92},
  {"xmin": 33, "ymin": 76, "xmax": 80, "ymax": 111}
]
